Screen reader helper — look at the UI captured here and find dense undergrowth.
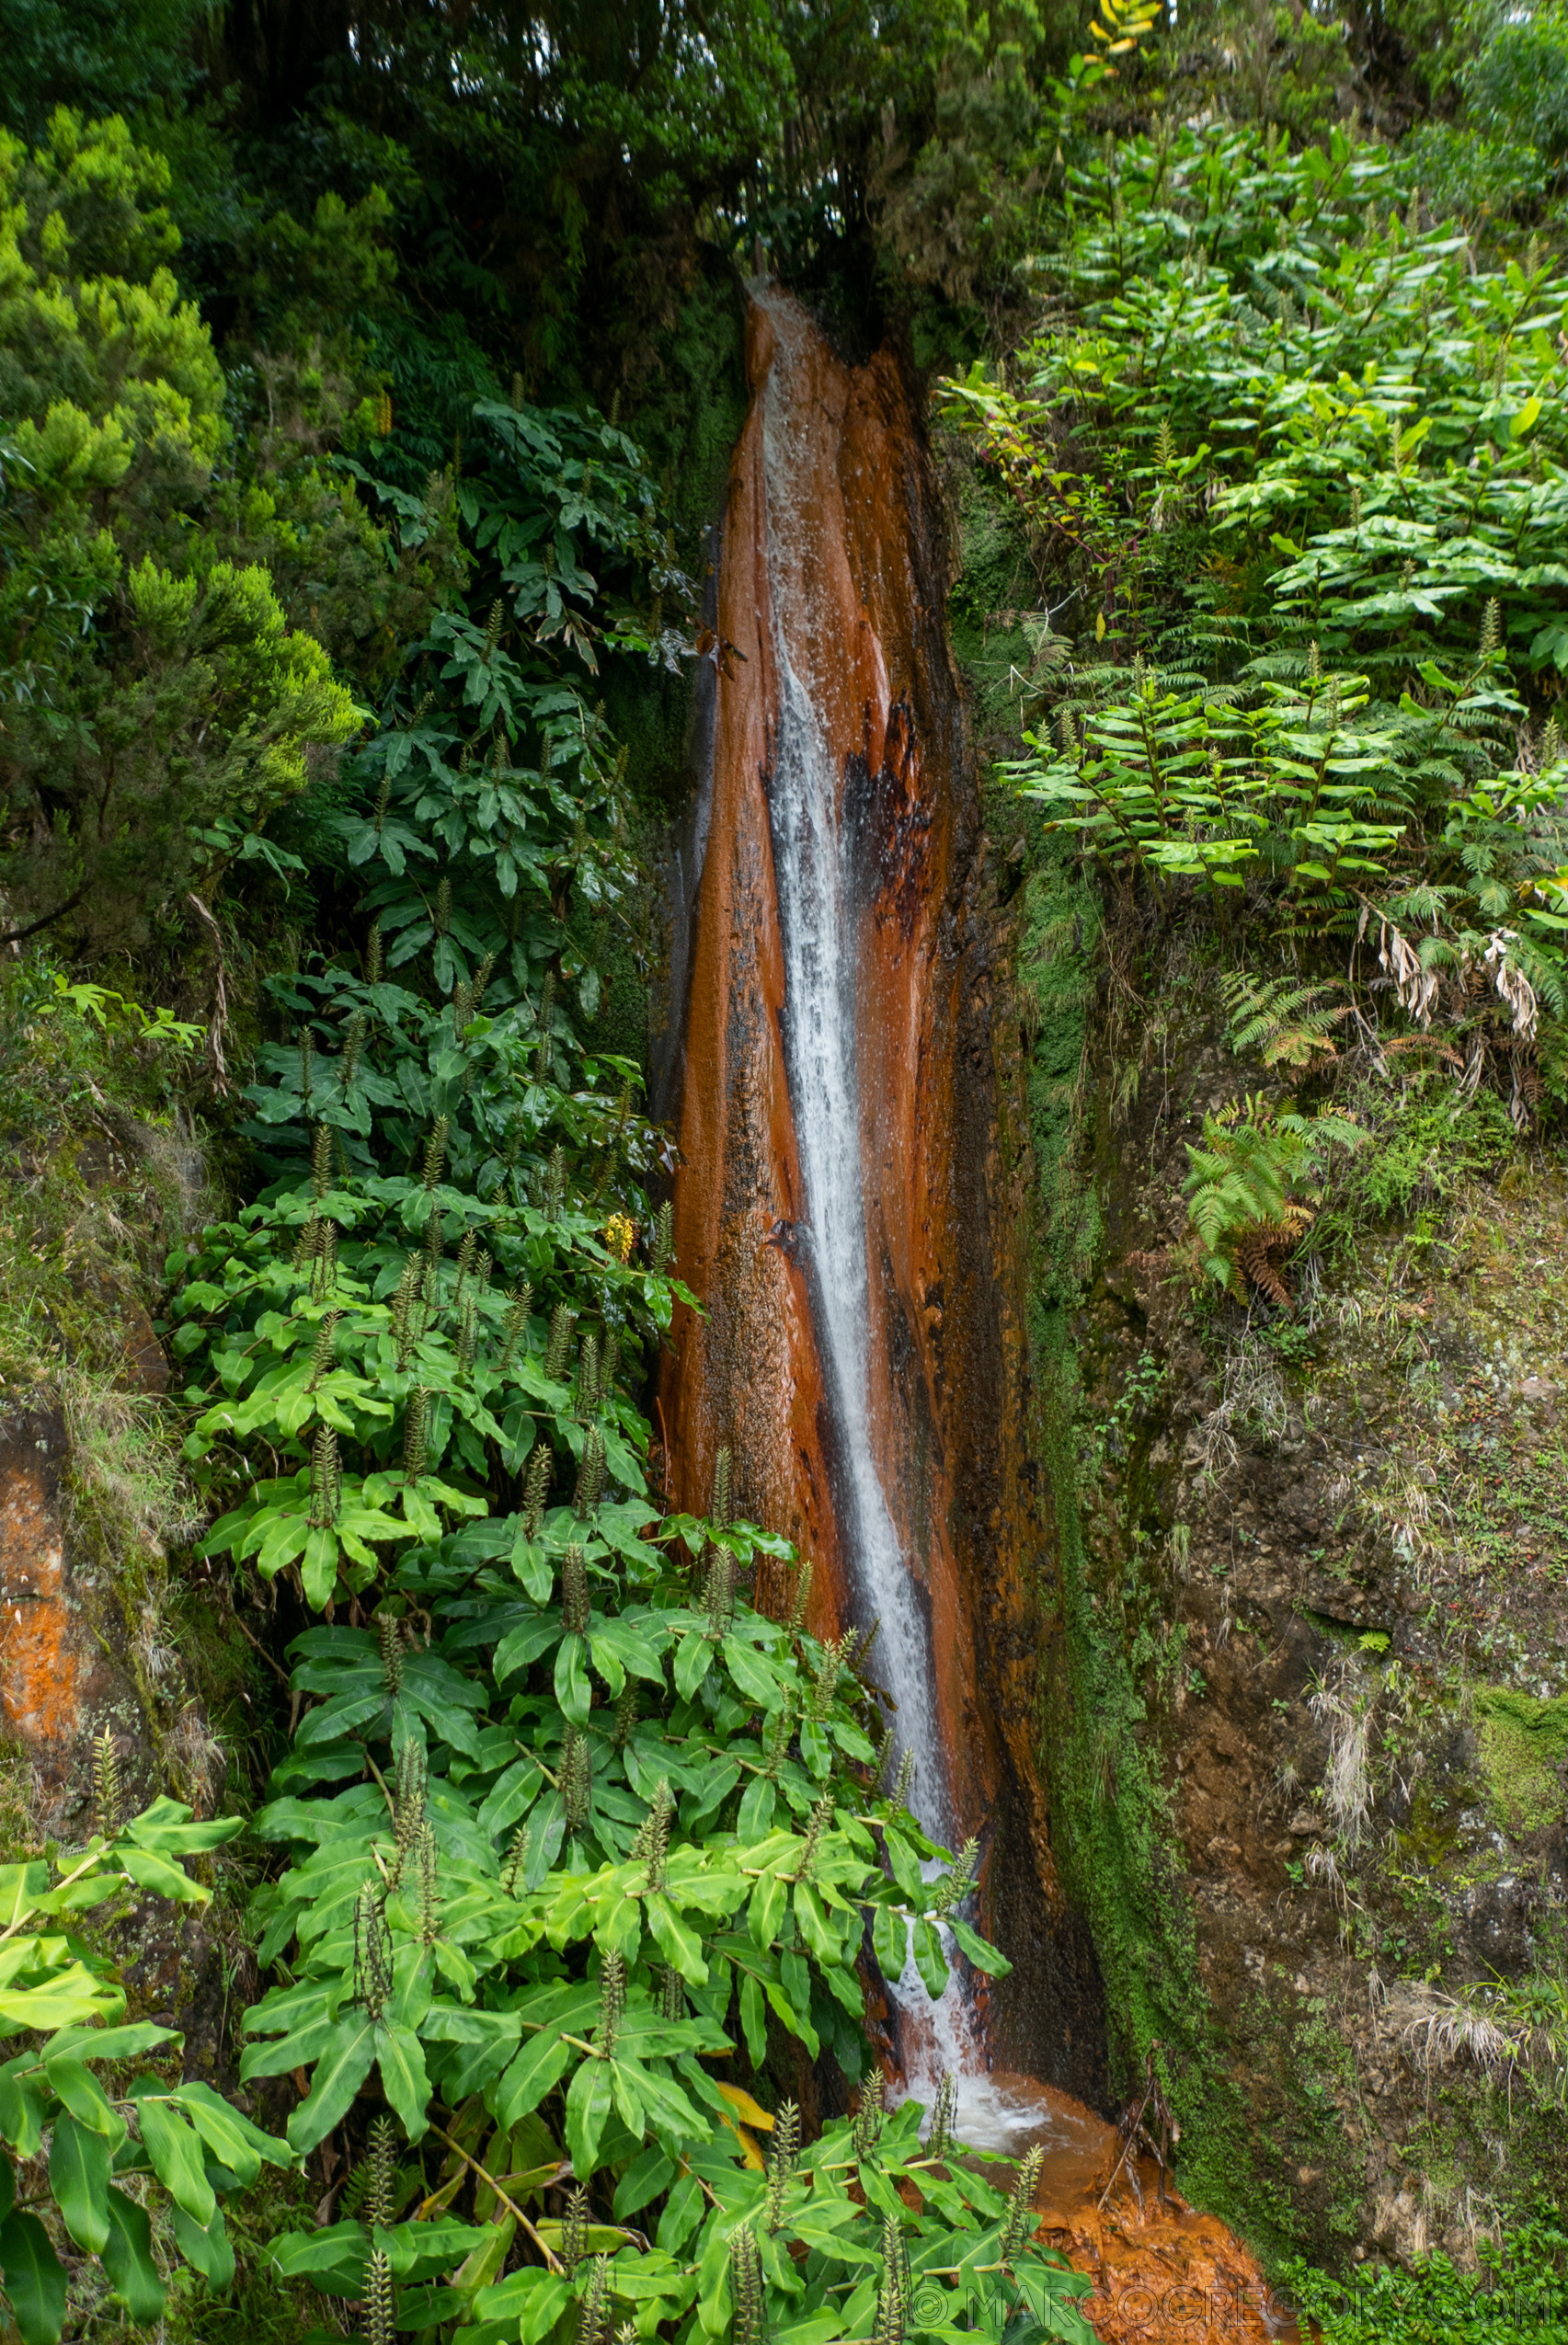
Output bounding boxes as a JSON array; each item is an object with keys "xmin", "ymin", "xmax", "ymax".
[
  {"xmin": 6, "ymin": 0, "xmax": 1568, "ymax": 2333},
  {"xmin": 0, "ymin": 53, "xmax": 1101, "ymax": 2345},
  {"xmin": 942, "ymin": 58, "xmax": 1568, "ymax": 2315}
]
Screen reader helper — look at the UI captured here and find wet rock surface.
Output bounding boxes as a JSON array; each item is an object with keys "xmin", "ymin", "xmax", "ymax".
[
  {"xmin": 0, "ymin": 1406, "xmax": 145, "ymax": 1811},
  {"xmin": 658, "ymin": 292, "xmax": 1099, "ymax": 2098},
  {"xmin": 1051, "ymin": 991, "xmax": 1568, "ymax": 2261}
]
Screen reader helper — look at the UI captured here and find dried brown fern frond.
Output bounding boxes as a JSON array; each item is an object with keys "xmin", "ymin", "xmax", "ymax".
[
  {"xmin": 1230, "ymin": 1203, "xmax": 1314, "ymax": 1308},
  {"xmin": 1381, "ymin": 1035, "xmax": 1464, "ymax": 1066}
]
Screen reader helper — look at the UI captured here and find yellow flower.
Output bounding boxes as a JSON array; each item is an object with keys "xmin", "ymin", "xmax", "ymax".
[{"xmin": 604, "ymin": 1213, "xmax": 636, "ymax": 1264}]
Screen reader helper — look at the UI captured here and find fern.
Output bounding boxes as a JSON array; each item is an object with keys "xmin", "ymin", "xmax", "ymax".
[
  {"xmin": 1222, "ymin": 971, "xmax": 1352, "ymax": 1070},
  {"xmin": 1183, "ymin": 1096, "xmax": 1367, "ymax": 1304}
]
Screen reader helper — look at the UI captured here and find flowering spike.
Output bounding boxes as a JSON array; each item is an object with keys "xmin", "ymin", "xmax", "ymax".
[
  {"xmin": 596, "ymin": 1951, "xmax": 626, "ymax": 2053},
  {"xmin": 1001, "ymin": 2144, "xmax": 1045, "ymax": 2260},
  {"xmin": 522, "ymin": 1442, "xmax": 554, "ymax": 1536},
  {"xmin": 545, "ymin": 1302, "xmax": 577, "ymax": 1382},
  {"xmin": 574, "ymin": 1426, "xmax": 606, "ymax": 1518},
  {"xmin": 561, "ymin": 1546, "xmax": 590, "ymax": 1634},
  {"xmin": 402, "ymin": 1387, "xmax": 429, "ymax": 1482},
  {"xmin": 632, "ymin": 1778, "xmax": 674, "ymax": 1892}
]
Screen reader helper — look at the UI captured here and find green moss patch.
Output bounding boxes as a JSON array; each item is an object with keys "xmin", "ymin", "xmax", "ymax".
[{"xmin": 1474, "ymin": 1687, "xmax": 1568, "ymax": 1834}]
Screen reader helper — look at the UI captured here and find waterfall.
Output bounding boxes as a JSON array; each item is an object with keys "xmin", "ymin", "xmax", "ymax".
[
  {"xmin": 756, "ymin": 309, "xmax": 953, "ymax": 1847},
  {"xmin": 660, "ymin": 281, "xmax": 1098, "ymax": 2159},
  {"xmin": 750, "ymin": 291, "xmax": 1037, "ymax": 2150},
  {"xmin": 659, "ymin": 285, "xmax": 1299, "ymax": 2334}
]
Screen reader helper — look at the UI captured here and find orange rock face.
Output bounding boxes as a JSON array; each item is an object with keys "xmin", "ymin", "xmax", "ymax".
[
  {"xmin": 661, "ymin": 294, "xmax": 979, "ymax": 1774},
  {"xmin": 0, "ymin": 1412, "xmax": 86, "ymax": 1755},
  {"xmin": 658, "ymin": 292, "xmax": 1076, "ymax": 2075},
  {"xmin": 0, "ymin": 1409, "xmax": 133, "ymax": 1794},
  {"xmin": 655, "ymin": 282, "xmax": 1299, "ymax": 2328}
]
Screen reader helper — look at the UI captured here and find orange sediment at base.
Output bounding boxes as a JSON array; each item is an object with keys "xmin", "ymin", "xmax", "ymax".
[
  {"xmin": 1043, "ymin": 2193, "xmax": 1301, "ymax": 2345},
  {"xmin": 974, "ymin": 2077, "xmax": 1298, "ymax": 2344}
]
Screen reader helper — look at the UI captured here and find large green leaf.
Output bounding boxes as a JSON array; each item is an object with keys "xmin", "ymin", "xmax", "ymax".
[
  {"xmin": 674, "ymin": 1630, "xmax": 715, "ymax": 1700},
  {"xmin": 871, "ymin": 1898, "xmax": 908, "ymax": 1985},
  {"xmin": 266, "ymin": 2219, "xmax": 372, "ymax": 2294},
  {"xmin": 948, "ymin": 1916, "xmax": 1011, "ymax": 1977},
  {"xmin": 101, "ymin": 2187, "xmax": 167, "ymax": 2324},
  {"xmin": 645, "ymin": 1892, "xmax": 706, "ymax": 1985},
  {"xmin": 120, "ymin": 1798, "xmax": 245, "ymax": 1854},
  {"xmin": 738, "ymin": 1970, "xmax": 767, "ymax": 2066},
  {"xmin": 286, "ymin": 2015, "xmax": 377, "ymax": 2155},
  {"xmin": 0, "ymin": 1959, "xmax": 121, "ymax": 2032},
  {"xmin": 910, "ymin": 1917, "xmax": 948, "ymax": 1999},
  {"xmin": 173, "ymin": 2202, "xmax": 236, "ymax": 2292},
  {"xmin": 723, "ymin": 1634, "xmax": 784, "ymax": 1710},
  {"xmin": 48, "ymin": 2113, "xmax": 110, "ymax": 2254},
  {"xmin": 117, "ymin": 1845, "xmax": 212, "ymax": 1905},
  {"xmin": 375, "ymin": 2020, "xmax": 431, "ymax": 2141},
  {"xmin": 172, "ymin": 2078, "xmax": 291, "ymax": 2179},
  {"xmin": 564, "ymin": 2053, "xmax": 613, "ymax": 2174},
  {"xmin": 736, "ymin": 1776, "xmax": 775, "ymax": 1839},
  {"xmin": 0, "ymin": 2067, "xmax": 44, "ymax": 2157},
  {"xmin": 554, "ymin": 1630, "xmax": 591, "ymax": 1725},
  {"xmin": 492, "ymin": 2027, "xmax": 574, "ymax": 2128},
  {"xmin": 469, "ymin": 2268, "xmax": 571, "ymax": 2345},
  {"xmin": 41, "ymin": 2022, "xmax": 177, "ymax": 2066},
  {"xmin": 44, "ymin": 2056, "xmax": 127, "ymax": 2147},
  {"xmin": 0, "ymin": 2210, "xmax": 67, "ymax": 2345},
  {"xmin": 135, "ymin": 2093, "xmax": 215, "ymax": 2224}
]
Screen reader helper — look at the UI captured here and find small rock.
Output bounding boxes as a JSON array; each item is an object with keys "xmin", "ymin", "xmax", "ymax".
[{"xmin": 1288, "ymin": 1808, "xmax": 1321, "ymax": 1836}]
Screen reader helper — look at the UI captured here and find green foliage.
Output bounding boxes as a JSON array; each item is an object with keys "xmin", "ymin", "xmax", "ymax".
[
  {"xmin": 1473, "ymin": 1685, "xmax": 1568, "ymax": 1833},
  {"xmin": 1316, "ymin": 1067, "xmax": 1518, "ymax": 1239},
  {"xmin": 160, "ymin": 396, "xmax": 1093, "ymax": 2345},
  {"xmin": 40, "ymin": 969, "xmax": 203, "ymax": 1049},
  {"xmin": 0, "ymin": 1790, "xmax": 292, "ymax": 2343},
  {"xmin": 1281, "ymin": 2214, "xmax": 1568, "ymax": 2341},
  {"xmin": 944, "ymin": 123, "xmax": 1568, "ymax": 684},
  {"xmin": 1002, "ymin": 656, "xmax": 1470, "ymax": 902},
  {"xmin": 876, "ymin": 0, "xmax": 1081, "ymax": 307},
  {"xmin": 0, "ymin": 109, "xmax": 359, "ymax": 954},
  {"xmin": 1182, "ymin": 1095, "xmax": 1367, "ymax": 1302},
  {"xmin": 1222, "ymin": 970, "xmax": 1351, "ymax": 1070},
  {"xmin": 0, "ymin": 0, "xmax": 201, "ymax": 141},
  {"xmin": 949, "ymin": 114, "xmax": 1568, "ymax": 1115},
  {"xmin": 1464, "ymin": 0, "xmax": 1568, "ymax": 165},
  {"xmin": 1396, "ymin": 120, "xmax": 1550, "ymax": 232}
]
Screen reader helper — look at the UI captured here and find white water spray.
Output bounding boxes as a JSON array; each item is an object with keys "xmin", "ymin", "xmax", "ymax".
[{"xmin": 755, "ymin": 295, "xmax": 1042, "ymax": 2152}]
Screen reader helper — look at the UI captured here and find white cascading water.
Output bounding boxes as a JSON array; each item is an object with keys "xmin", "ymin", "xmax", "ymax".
[{"xmin": 755, "ymin": 294, "xmax": 1042, "ymax": 2153}]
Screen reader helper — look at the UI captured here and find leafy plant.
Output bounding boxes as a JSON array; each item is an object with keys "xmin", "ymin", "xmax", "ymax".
[
  {"xmin": 0, "ymin": 1778, "xmax": 288, "ymax": 2343},
  {"xmin": 1222, "ymin": 970, "xmax": 1351, "ymax": 1070},
  {"xmin": 0, "ymin": 109, "xmax": 363, "ymax": 955},
  {"xmin": 1182, "ymin": 1094, "xmax": 1367, "ymax": 1304},
  {"xmin": 947, "ymin": 120, "xmax": 1568, "ymax": 688},
  {"xmin": 1001, "ymin": 655, "xmax": 1441, "ymax": 905},
  {"xmin": 40, "ymin": 973, "xmax": 203, "ymax": 1050},
  {"xmin": 1281, "ymin": 2211, "xmax": 1568, "ymax": 2342},
  {"xmin": 163, "ymin": 390, "xmax": 1094, "ymax": 2345}
]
